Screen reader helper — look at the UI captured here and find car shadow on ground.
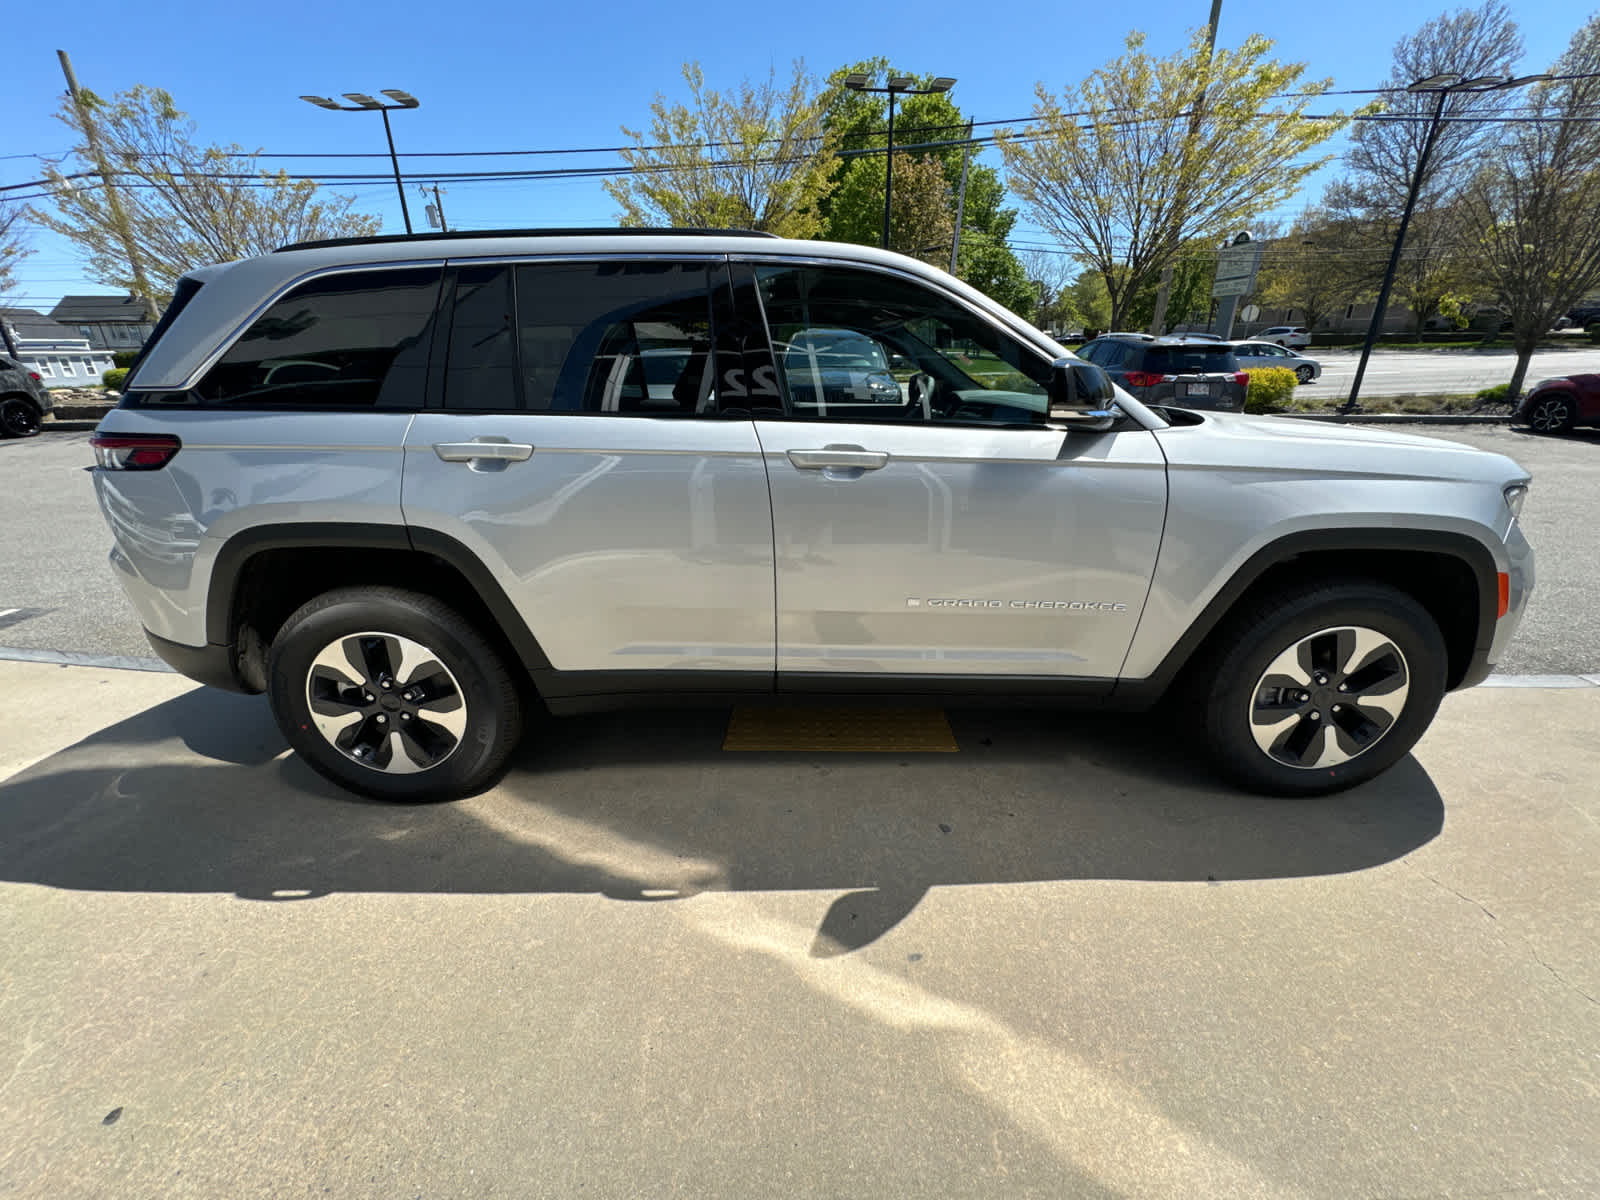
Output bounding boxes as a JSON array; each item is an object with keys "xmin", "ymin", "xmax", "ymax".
[{"xmin": 0, "ymin": 689, "xmax": 1445, "ymax": 954}]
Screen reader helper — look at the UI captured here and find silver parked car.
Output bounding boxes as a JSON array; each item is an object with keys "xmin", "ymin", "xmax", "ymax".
[
  {"xmin": 1230, "ymin": 340, "xmax": 1322, "ymax": 384},
  {"xmin": 90, "ymin": 229, "xmax": 1533, "ymax": 802}
]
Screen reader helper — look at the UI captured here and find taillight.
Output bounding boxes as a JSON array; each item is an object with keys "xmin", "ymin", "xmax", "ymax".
[
  {"xmin": 1234, "ymin": 372, "xmax": 1250, "ymax": 387},
  {"xmin": 28, "ymin": 371, "xmax": 42, "ymax": 383},
  {"xmin": 91, "ymin": 433, "xmax": 182, "ymax": 470},
  {"xmin": 1123, "ymin": 370, "xmax": 1170, "ymax": 387}
]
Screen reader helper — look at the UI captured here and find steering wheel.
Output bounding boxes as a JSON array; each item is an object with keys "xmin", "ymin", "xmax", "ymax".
[{"xmin": 909, "ymin": 372, "xmax": 938, "ymax": 419}]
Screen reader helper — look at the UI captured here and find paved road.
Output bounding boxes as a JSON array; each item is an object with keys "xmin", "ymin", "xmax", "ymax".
[
  {"xmin": 3, "ymin": 425, "xmax": 1593, "ymax": 676},
  {"xmin": 1305, "ymin": 341, "xmax": 1600, "ymax": 398}
]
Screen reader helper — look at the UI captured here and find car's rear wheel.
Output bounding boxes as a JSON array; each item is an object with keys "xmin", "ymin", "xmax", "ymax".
[
  {"xmin": 267, "ymin": 587, "xmax": 524, "ymax": 801},
  {"xmin": 1525, "ymin": 393, "xmax": 1576, "ymax": 434},
  {"xmin": 1188, "ymin": 580, "xmax": 1447, "ymax": 796},
  {"xmin": 0, "ymin": 396, "xmax": 42, "ymax": 438},
  {"xmin": 1295, "ymin": 365, "xmax": 1314, "ymax": 384}
]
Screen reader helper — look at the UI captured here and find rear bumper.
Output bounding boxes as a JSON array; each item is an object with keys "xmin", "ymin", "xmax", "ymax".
[{"xmin": 144, "ymin": 629, "xmax": 248, "ymax": 693}]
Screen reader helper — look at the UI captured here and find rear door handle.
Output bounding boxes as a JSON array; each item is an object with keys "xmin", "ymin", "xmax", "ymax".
[
  {"xmin": 786, "ymin": 448, "xmax": 890, "ymax": 471},
  {"xmin": 433, "ymin": 440, "xmax": 535, "ymax": 464}
]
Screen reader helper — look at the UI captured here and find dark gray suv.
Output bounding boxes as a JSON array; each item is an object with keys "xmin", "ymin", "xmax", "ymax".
[
  {"xmin": 1075, "ymin": 334, "xmax": 1247, "ymax": 412},
  {"xmin": 0, "ymin": 354, "xmax": 52, "ymax": 437}
]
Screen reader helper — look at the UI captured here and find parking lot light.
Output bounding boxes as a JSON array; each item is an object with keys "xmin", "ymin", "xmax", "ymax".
[
  {"xmin": 301, "ymin": 89, "xmax": 421, "ymax": 234},
  {"xmin": 842, "ymin": 71, "xmax": 959, "ymax": 250}
]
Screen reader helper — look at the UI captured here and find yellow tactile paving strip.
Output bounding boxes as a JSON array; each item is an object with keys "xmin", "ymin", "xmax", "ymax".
[{"xmin": 723, "ymin": 707, "xmax": 960, "ymax": 752}]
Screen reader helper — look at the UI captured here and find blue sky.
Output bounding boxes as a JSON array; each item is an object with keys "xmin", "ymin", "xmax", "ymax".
[{"xmin": 2, "ymin": 0, "xmax": 1578, "ymax": 311}]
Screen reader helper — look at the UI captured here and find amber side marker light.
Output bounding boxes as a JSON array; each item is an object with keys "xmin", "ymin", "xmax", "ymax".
[{"xmin": 1497, "ymin": 572, "xmax": 1510, "ymax": 619}]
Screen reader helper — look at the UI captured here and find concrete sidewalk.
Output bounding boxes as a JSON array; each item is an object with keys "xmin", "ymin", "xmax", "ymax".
[{"xmin": 2, "ymin": 660, "xmax": 1596, "ymax": 1198}]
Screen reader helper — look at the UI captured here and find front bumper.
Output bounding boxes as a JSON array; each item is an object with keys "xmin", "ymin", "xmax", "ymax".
[{"xmin": 145, "ymin": 629, "xmax": 248, "ymax": 693}]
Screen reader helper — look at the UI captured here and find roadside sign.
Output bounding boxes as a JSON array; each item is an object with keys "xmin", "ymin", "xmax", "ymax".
[{"xmin": 1212, "ymin": 234, "xmax": 1263, "ymax": 299}]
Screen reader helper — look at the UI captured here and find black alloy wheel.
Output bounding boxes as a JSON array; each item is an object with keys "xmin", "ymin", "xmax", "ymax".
[{"xmin": 0, "ymin": 397, "xmax": 42, "ymax": 438}]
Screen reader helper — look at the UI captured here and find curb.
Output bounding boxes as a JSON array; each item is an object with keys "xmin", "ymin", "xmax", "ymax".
[
  {"xmin": 1271, "ymin": 413, "xmax": 1511, "ymax": 425},
  {"xmin": 42, "ymin": 420, "xmax": 103, "ymax": 433}
]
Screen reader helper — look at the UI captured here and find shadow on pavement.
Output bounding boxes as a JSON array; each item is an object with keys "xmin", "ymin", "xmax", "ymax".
[{"xmin": 0, "ymin": 689, "xmax": 1445, "ymax": 953}]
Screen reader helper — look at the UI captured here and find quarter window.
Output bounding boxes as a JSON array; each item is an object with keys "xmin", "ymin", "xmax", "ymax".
[
  {"xmin": 194, "ymin": 267, "xmax": 441, "ymax": 407},
  {"xmin": 753, "ymin": 265, "xmax": 1050, "ymax": 425}
]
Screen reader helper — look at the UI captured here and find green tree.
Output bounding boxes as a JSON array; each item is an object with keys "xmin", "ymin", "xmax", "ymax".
[
  {"xmin": 1254, "ymin": 209, "xmax": 1373, "ymax": 331},
  {"xmin": 604, "ymin": 61, "xmax": 839, "ymax": 237},
  {"xmin": 32, "ymin": 85, "xmax": 379, "ymax": 303},
  {"xmin": 1069, "ymin": 272, "xmax": 1114, "ymax": 333},
  {"xmin": 819, "ymin": 62, "xmax": 1033, "ymax": 313},
  {"xmin": 0, "ymin": 199, "xmax": 30, "ymax": 295},
  {"xmin": 1463, "ymin": 14, "xmax": 1600, "ymax": 395},
  {"xmin": 998, "ymin": 28, "xmax": 1352, "ymax": 330}
]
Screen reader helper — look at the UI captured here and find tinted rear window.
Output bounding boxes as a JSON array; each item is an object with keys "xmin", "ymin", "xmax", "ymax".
[{"xmin": 1145, "ymin": 346, "xmax": 1237, "ymax": 372}]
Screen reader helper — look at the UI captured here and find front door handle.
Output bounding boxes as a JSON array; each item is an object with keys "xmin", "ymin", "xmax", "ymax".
[
  {"xmin": 786, "ymin": 447, "xmax": 890, "ymax": 471},
  {"xmin": 434, "ymin": 440, "xmax": 535, "ymax": 464}
]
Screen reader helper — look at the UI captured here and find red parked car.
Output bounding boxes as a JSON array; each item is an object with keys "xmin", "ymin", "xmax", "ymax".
[{"xmin": 1515, "ymin": 374, "xmax": 1600, "ymax": 434}]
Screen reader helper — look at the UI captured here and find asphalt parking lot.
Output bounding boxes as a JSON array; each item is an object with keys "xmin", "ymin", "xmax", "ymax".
[{"xmin": 2, "ymin": 421, "xmax": 1597, "ymax": 1197}]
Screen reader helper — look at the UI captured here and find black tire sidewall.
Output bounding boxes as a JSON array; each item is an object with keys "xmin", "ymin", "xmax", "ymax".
[
  {"xmin": 268, "ymin": 590, "xmax": 520, "ymax": 801},
  {"xmin": 1296, "ymin": 366, "xmax": 1313, "ymax": 383},
  {"xmin": 1201, "ymin": 587, "xmax": 1447, "ymax": 796}
]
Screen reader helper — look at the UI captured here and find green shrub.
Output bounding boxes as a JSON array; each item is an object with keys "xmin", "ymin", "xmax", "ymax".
[
  {"xmin": 111, "ymin": 350, "xmax": 140, "ymax": 368},
  {"xmin": 1244, "ymin": 366, "xmax": 1297, "ymax": 413},
  {"xmin": 1475, "ymin": 383, "xmax": 1512, "ymax": 403},
  {"xmin": 102, "ymin": 367, "xmax": 129, "ymax": 391}
]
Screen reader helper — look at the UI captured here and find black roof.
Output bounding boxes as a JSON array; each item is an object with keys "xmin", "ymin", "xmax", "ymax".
[
  {"xmin": 276, "ymin": 227, "xmax": 780, "ymax": 253},
  {"xmin": 0, "ymin": 307, "xmax": 77, "ymax": 341},
  {"xmin": 49, "ymin": 294, "xmax": 159, "ymax": 323}
]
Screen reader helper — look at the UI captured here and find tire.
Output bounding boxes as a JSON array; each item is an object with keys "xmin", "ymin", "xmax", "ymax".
[
  {"xmin": 267, "ymin": 587, "xmax": 524, "ymax": 801},
  {"xmin": 1295, "ymin": 365, "xmax": 1314, "ymax": 384},
  {"xmin": 1525, "ymin": 393, "xmax": 1575, "ymax": 434},
  {"xmin": 1188, "ymin": 579, "xmax": 1448, "ymax": 797},
  {"xmin": 0, "ymin": 396, "xmax": 42, "ymax": 438}
]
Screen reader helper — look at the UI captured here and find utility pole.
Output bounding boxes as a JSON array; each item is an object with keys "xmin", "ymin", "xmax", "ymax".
[
  {"xmin": 57, "ymin": 50, "xmax": 160, "ymax": 316},
  {"xmin": 949, "ymin": 121, "xmax": 974, "ymax": 274},
  {"xmin": 1147, "ymin": 0, "xmax": 1222, "ymax": 335},
  {"xmin": 421, "ymin": 183, "xmax": 448, "ymax": 232}
]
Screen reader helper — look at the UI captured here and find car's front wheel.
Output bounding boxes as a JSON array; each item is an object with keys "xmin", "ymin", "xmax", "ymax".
[
  {"xmin": 0, "ymin": 396, "xmax": 42, "ymax": 438},
  {"xmin": 1190, "ymin": 580, "xmax": 1448, "ymax": 796},
  {"xmin": 267, "ymin": 587, "xmax": 524, "ymax": 801},
  {"xmin": 1295, "ymin": 365, "xmax": 1314, "ymax": 384}
]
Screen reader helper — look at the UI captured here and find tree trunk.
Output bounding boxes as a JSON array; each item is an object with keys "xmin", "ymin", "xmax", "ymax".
[{"xmin": 1506, "ymin": 332, "xmax": 1539, "ymax": 398}]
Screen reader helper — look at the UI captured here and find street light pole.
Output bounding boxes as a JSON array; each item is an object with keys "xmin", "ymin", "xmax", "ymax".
[
  {"xmin": 1343, "ymin": 72, "xmax": 1547, "ymax": 413},
  {"xmin": 301, "ymin": 89, "xmax": 421, "ymax": 234},
  {"xmin": 842, "ymin": 72, "xmax": 957, "ymax": 252}
]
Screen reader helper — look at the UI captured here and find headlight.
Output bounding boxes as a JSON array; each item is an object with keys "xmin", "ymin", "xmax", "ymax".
[{"xmin": 1503, "ymin": 483, "xmax": 1529, "ymax": 517}]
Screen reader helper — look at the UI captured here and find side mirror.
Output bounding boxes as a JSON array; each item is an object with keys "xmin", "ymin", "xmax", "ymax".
[{"xmin": 1047, "ymin": 357, "xmax": 1118, "ymax": 430}]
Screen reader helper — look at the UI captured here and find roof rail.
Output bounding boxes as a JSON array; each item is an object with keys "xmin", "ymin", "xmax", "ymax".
[{"xmin": 275, "ymin": 227, "xmax": 781, "ymax": 253}]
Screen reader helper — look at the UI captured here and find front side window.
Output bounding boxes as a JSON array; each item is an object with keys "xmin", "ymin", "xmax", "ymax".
[
  {"xmin": 195, "ymin": 267, "xmax": 441, "ymax": 407},
  {"xmin": 752, "ymin": 264, "xmax": 1049, "ymax": 425}
]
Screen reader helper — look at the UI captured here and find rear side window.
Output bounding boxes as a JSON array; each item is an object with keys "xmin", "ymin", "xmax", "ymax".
[
  {"xmin": 517, "ymin": 261, "xmax": 714, "ymax": 414},
  {"xmin": 194, "ymin": 267, "xmax": 441, "ymax": 408},
  {"xmin": 439, "ymin": 260, "xmax": 718, "ymax": 414},
  {"xmin": 1145, "ymin": 346, "xmax": 1237, "ymax": 373}
]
